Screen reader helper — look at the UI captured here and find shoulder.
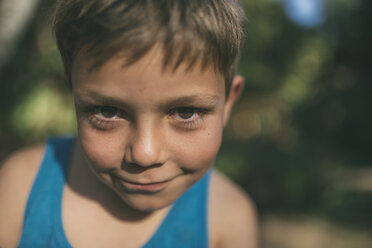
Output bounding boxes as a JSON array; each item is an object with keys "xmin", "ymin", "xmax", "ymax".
[
  {"xmin": 0, "ymin": 144, "xmax": 46, "ymax": 247},
  {"xmin": 209, "ymin": 170, "xmax": 258, "ymax": 248}
]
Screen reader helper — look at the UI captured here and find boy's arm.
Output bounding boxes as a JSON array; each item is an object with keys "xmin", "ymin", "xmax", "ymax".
[
  {"xmin": 0, "ymin": 145, "xmax": 45, "ymax": 247},
  {"xmin": 209, "ymin": 170, "xmax": 259, "ymax": 248}
]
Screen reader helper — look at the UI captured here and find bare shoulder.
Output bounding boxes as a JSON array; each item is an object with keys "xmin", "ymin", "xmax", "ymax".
[
  {"xmin": 209, "ymin": 170, "xmax": 259, "ymax": 248},
  {"xmin": 0, "ymin": 144, "xmax": 45, "ymax": 247}
]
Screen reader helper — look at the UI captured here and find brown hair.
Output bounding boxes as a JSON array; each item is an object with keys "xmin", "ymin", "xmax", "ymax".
[{"xmin": 53, "ymin": 0, "xmax": 245, "ymax": 91}]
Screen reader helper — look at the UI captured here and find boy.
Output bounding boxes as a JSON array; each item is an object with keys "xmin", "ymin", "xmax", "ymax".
[{"xmin": 0, "ymin": 0, "xmax": 258, "ymax": 247}]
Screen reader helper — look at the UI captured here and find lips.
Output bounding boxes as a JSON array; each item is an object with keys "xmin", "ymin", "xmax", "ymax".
[{"xmin": 111, "ymin": 175, "xmax": 172, "ymax": 193}]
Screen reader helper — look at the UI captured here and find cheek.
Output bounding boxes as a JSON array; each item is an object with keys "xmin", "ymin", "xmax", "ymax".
[
  {"xmin": 78, "ymin": 122, "xmax": 125, "ymax": 169},
  {"xmin": 171, "ymin": 121, "xmax": 223, "ymax": 170}
]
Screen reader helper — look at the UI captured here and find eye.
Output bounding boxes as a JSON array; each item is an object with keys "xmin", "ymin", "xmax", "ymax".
[
  {"xmin": 169, "ymin": 107, "xmax": 207, "ymax": 130},
  {"xmin": 175, "ymin": 107, "xmax": 196, "ymax": 119},
  {"xmin": 96, "ymin": 106, "xmax": 119, "ymax": 119}
]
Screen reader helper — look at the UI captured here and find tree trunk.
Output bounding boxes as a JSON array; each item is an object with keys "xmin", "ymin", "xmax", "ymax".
[{"xmin": 0, "ymin": 0, "xmax": 40, "ymax": 69}]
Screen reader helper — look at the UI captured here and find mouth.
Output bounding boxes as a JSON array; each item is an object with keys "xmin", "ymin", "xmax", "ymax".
[{"xmin": 111, "ymin": 175, "xmax": 173, "ymax": 193}]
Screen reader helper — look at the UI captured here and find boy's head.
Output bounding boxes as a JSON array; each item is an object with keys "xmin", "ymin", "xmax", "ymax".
[
  {"xmin": 53, "ymin": 0, "xmax": 246, "ymax": 212},
  {"xmin": 53, "ymin": 0, "xmax": 245, "ymax": 94}
]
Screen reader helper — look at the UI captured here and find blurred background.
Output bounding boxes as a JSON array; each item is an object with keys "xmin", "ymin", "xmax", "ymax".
[{"xmin": 0, "ymin": 0, "xmax": 371, "ymax": 247}]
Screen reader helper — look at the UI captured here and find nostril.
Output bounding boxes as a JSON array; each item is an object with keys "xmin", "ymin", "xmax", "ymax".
[
  {"xmin": 124, "ymin": 124, "xmax": 167, "ymax": 169},
  {"xmin": 121, "ymin": 161, "xmax": 163, "ymax": 174}
]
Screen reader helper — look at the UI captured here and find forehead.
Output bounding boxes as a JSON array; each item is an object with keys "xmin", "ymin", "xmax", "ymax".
[
  {"xmin": 73, "ymin": 43, "xmax": 221, "ymax": 75},
  {"xmin": 71, "ymin": 47, "xmax": 226, "ymax": 103}
]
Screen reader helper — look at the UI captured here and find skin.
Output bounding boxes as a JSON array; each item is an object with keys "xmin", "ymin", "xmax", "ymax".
[
  {"xmin": 0, "ymin": 48, "xmax": 258, "ymax": 247},
  {"xmin": 72, "ymin": 47, "xmax": 234, "ymax": 212}
]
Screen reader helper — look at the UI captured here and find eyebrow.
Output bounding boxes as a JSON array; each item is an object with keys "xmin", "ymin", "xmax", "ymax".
[
  {"xmin": 162, "ymin": 95, "xmax": 220, "ymax": 107},
  {"xmin": 75, "ymin": 91, "xmax": 129, "ymax": 107},
  {"xmin": 75, "ymin": 91, "xmax": 220, "ymax": 109}
]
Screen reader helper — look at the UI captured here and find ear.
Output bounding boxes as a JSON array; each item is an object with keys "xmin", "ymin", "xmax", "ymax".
[{"xmin": 223, "ymin": 75, "xmax": 244, "ymax": 126}]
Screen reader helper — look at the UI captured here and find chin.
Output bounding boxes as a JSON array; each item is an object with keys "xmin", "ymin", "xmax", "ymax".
[{"xmin": 122, "ymin": 194, "xmax": 174, "ymax": 212}]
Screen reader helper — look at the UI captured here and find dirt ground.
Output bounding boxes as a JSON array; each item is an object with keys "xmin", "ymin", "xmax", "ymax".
[{"xmin": 261, "ymin": 214, "xmax": 372, "ymax": 248}]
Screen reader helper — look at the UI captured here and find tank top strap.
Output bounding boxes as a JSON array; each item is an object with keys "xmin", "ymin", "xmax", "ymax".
[
  {"xmin": 143, "ymin": 169, "xmax": 212, "ymax": 248},
  {"xmin": 19, "ymin": 137, "xmax": 211, "ymax": 248},
  {"xmin": 18, "ymin": 137, "xmax": 74, "ymax": 248}
]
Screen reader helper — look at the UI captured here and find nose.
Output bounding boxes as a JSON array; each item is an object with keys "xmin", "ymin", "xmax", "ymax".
[{"xmin": 124, "ymin": 121, "xmax": 166, "ymax": 168}]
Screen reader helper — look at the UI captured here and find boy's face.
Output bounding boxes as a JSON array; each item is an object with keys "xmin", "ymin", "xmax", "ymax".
[{"xmin": 71, "ymin": 48, "xmax": 242, "ymax": 211}]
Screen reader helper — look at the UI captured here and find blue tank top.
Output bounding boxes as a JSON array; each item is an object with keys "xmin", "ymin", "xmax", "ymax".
[{"xmin": 18, "ymin": 137, "xmax": 211, "ymax": 248}]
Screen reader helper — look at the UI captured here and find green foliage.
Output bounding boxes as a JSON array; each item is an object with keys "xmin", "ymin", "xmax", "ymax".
[{"xmin": 11, "ymin": 82, "xmax": 76, "ymax": 138}]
